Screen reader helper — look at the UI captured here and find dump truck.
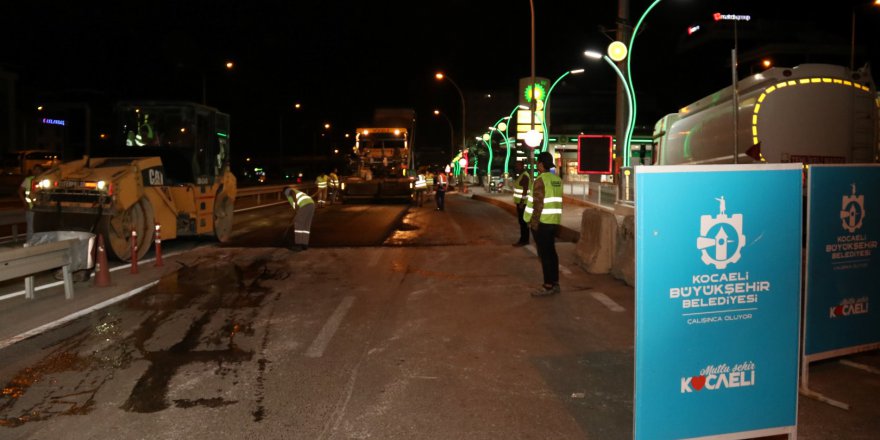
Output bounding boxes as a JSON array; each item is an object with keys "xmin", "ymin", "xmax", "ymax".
[
  {"xmin": 340, "ymin": 108, "xmax": 415, "ymax": 202},
  {"xmin": 29, "ymin": 101, "xmax": 237, "ymax": 261}
]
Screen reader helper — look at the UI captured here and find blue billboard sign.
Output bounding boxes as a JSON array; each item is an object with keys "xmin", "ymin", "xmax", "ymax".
[
  {"xmin": 804, "ymin": 165, "xmax": 880, "ymax": 359},
  {"xmin": 634, "ymin": 164, "xmax": 802, "ymax": 439}
]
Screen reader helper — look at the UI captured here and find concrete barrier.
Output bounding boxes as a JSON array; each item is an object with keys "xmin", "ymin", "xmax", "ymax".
[
  {"xmin": 611, "ymin": 214, "xmax": 635, "ymax": 286},
  {"xmin": 574, "ymin": 206, "xmax": 636, "ymax": 287},
  {"xmin": 574, "ymin": 208, "xmax": 617, "ymax": 274}
]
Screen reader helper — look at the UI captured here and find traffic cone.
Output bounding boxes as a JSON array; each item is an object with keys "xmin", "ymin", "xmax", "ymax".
[
  {"xmin": 130, "ymin": 228, "xmax": 139, "ymax": 274},
  {"xmin": 154, "ymin": 223, "xmax": 163, "ymax": 267},
  {"xmin": 94, "ymin": 234, "xmax": 111, "ymax": 287}
]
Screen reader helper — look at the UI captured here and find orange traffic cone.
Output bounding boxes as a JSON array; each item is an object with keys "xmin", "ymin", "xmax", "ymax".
[
  {"xmin": 130, "ymin": 228, "xmax": 139, "ymax": 274},
  {"xmin": 154, "ymin": 223, "xmax": 163, "ymax": 267},
  {"xmin": 94, "ymin": 234, "xmax": 111, "ymax": 287}
]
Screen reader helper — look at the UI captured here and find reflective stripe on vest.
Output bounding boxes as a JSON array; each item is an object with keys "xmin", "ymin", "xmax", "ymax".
[
  {"xmin": 415, "ymin": 175, "xmax": 427, "ymax": 189},
  {"xmin": 22, "ymin": 175, "xmax": 35, "ymax": 208},
  {"xmin": 287, "ymin": 189, "xmax": 314, "ymax": 208},
  {"xmin": 513, "ymin": 173, "xmax": 530, "ymax": 204},
  {"xmin": 523, "ymin": 172, "xmax": 562, "ymax": 224}
]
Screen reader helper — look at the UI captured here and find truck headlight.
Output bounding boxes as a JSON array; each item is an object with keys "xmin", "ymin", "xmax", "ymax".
[
  {"xmin": 39, "ymin": 179, "xmax": 51, "ymax": 189},
  {"xmin": 97, "ymin": 180, "xmax": 107, "ymax": 191}
]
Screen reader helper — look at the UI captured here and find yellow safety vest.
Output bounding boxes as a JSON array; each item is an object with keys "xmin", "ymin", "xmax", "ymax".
[
  {"xmin": 415, "ymin": 175, "xmax": 427, "ymax": 189},
  {"xmin": 287, "ymin": 188, "xmax": 314, "ymax": 208},
  {"xmin": 524, "ymin": 172, "xmax": 562, "ymax": 224},
  {"xmin": 21, "ymin": 175, "xmax": 35, "ymax": 208},
  {"xmin": 513, "ymin": 172, "xmax": 531, "ymax": 204},
  {"xmin": 316, "ymin": 175, "xmax": 328, "ymax": 189}
]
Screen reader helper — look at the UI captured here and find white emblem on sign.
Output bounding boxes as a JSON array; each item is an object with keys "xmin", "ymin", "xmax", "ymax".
[
  {"xmin": 840, "ymin": 183, "xmax": 865, "ymax": 233},
  {"xmin": 696, "ymin": 196, "xmax": 746, "ymax": 270}
]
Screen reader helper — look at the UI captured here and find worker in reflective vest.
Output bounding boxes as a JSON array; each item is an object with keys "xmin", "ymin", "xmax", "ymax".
[
  {"xmin": 18, "ymin": 175, "xmax": 35, "ymax": 241},
  {"xmin": 511, "ymin": 161, "xmax": 531, "ymax": 247},
  {"xmin": 413, "ymin": 173, "xmax": 427, "ymax": 207},
  {"xmin": 524, "ymin": 152, "xmax": 562, "ymax": 296},
  {"xmin": 328, "ymin": 168, "xmax": 340, "ymax": 204},
  {"xmin": 435, "ymin": 172, "xmax": 448, "ymax": 211},
  {"xmin": 425, "ymin": 170, "xmax": 434, "ymax": 196},
  {"xmin": 315, "ymin": 173, "xmax": 329, "ymax": 207},
  {"xmin": 284, "ymin": 187, "xmax": 315, "ymax": 251}
]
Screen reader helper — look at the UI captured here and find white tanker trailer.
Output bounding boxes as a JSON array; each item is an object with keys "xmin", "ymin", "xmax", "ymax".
[{"xmin": 651, "ymin": 64, "xmax": 879, "ymax": 165}]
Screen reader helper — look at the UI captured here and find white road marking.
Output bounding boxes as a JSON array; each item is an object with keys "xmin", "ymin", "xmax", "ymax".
[
  {"xmin": 0, "ymin": 280, "xmax": 160, "ymax": 350},
  {"xmin": 305, "ymin": 295, "xmax": 356, "ymax": 358},
  {"xmin": 590, "ymin": 291, "xmax": 626, "ymax": 312}
]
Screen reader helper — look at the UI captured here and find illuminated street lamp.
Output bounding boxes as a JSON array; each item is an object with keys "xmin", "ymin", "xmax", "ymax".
[
  {"xmin": 279, "ymin": 102, "xmax": 303, "ymax": 158},
  {"xmin": 434, "ymin": 72, "xmax": 466, "ymax": 155},
  {"xmin": 203, "ymin": 60, "xmax": 235, "ymax": 105},
  {"xmin": 586, "ymin": 44, "xmax": 633, "ymax": 167},
  {"xmin": 541, "ymin": 68, "xmax": 585, "ymax": 152}
]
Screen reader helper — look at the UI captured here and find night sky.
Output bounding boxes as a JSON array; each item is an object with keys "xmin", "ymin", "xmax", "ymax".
[{"xmin": 3, "ymin": 1, "xmax": 878, "ymax": 161}]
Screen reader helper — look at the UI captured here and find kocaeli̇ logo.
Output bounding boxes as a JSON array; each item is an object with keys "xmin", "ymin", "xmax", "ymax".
[
  {"xmin": 840, "ymin": 183, "xmax": 865, "ymax": 233},
  {"xmin": 829, "ymin": 297, "xmax": 869, "ymax": 318},
  {"xmin": 697, "ymin": 196, "xmax": 746, "ymax": 270},
  {"xmin": 681, "ymin": 362, "xmax": 756, "ymax": 393}
]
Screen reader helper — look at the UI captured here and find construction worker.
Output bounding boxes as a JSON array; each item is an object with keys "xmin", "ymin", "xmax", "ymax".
[
  {"xmin": 283, "ymin": 187, "xmax": 315, "ymax": 251},
  {"xmin": 525, "ymin": 152, "xmax": 563, "ymax": 297},
  {"xmin": 18, "ymin": 174, "xmax": 36, "ymax": 242},
  {"xmin": 511, "ymin": 161, "xmax": 531, "ymax": 247},
  {"xmin": 413, "ymin": 173, "xmax": 427, "ymax": 207},
  {"xmin": 315, "ymin": 172, "xmax": 329, "ymax": 207},
  {"xmin": 435, "ymin": 171, "xmax": 448, "ymax": 211},
  {"xmin": 328, "ymin": 168, "xmax": 340, "ymax": 204},
  {"xmin": 425, "ymin": 169, "xmax": 434, "ymax": 196}
]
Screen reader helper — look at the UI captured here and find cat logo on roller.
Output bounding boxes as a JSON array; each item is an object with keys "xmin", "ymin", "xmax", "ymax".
[
  {"xmin": 696, "ymin": 196, "xmax": 745, "ymax": 270},
  {"xmin": 840, "ymin": 183, "xmax": 865, "ymax": 233}
]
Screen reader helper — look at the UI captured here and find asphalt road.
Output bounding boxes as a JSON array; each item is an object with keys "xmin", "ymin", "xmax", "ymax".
[{"xmin": 2, "ymin": 194, "xmax": 629, "ymax": 439}]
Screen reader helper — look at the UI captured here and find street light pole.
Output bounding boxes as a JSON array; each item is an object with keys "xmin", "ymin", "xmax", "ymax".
[
  {"xmin": 542, "ymin": 69, "xmax": 585, "ymax": 152},
  {"xmin": 504, "ymin": 105, "xmax": 529, "ymax": 176},
  {"xmin": 585, "ymin": 50, "xmax": 632, "ymax": 164},
  {"xmin": 851, "ymin": 1, "xmax": 880, "ymax": 71},
  {"xmin": 625, "ymin": 0, "xmax": 663, "ymax": 170},
  {"xmin": 435, "ymin": 73, "xmax": 466, "ymax": 155},
  {"xmin": 434, "ymin": 110, "xmax": 455, "ymax": 163},
  {"xmin": 528, "ymin": 0, "xmax": 537, "ymax": 170},
  {"xmin": 202, "ymin": 60, "xmax": 235, "ymax": 105},
  {"xmin": 435, "ymin": 72, "xmax": 467, "ymax": 192}
]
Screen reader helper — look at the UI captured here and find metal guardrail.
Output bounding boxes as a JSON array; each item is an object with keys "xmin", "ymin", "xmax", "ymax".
[
  {"xmin": 0, "ymin": 239, "xmax": 76, "ymax": 299},
  {"xmin": 236, "ymin": 183, "xmax": 315, "ymax": 205},
  {"xmin": 563, "ymin": 180, "xmax": 619, "ymax": 208},
  {"xmin": 0, "ymin": 209, "xmax": 25, "ymax": 242}
]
